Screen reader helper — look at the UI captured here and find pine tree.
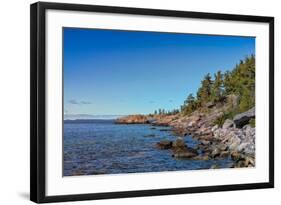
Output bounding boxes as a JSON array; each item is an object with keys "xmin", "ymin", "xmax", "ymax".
[
  {"xmin": 211, "ymin": 70, "xmax": 224, "ymax": 103},
  {"xmin": 182, "ymin": 94, "xmax": 197, "ymax": 115},
  {"xmin": 197, "ymin": 73, "xmax": 213, "ymax": 105},
  {"xmin": 223, "ymin": 55, "xmax": 255, "ymax": 112}
]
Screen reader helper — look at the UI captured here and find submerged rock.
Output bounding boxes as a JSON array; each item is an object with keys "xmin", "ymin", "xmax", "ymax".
[
  {"xmin": 172, "ymin": 151, "xmax": 197, "ymax": 158},
  {"xmin": 159, "ymin": 128, "xmax": 172, "ymax": 132},
  {"xmin": 156, "ymin": 140, "xmax": 173, "ymax": 149},
  {"xmin": 170, "ymin": 139, "xmax": 198, "ymax": 158},
  {"xmin": 144, "ymin": 134, "xmax": 156, "ymax": 137},
  {"xmin": 193, "ymin": 155, "xmax": 210, "ymax": 160}
]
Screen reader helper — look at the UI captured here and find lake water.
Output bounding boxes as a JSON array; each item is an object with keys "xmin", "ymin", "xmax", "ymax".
[{"xmin": 64, "ymin": 119, "xmax": 233, "ymax": 176}]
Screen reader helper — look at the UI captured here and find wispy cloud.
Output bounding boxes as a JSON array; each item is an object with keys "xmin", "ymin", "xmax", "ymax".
[
  {"xmin": 80, "ymin": 101, "xmax": 92, "ymax": 105},
  {"xmin": 68, "ymin": 99, "xmax": 92, "ymax": 105},
  {"xmin": 68, "ymin": 99, "xmax": 79, "ymax": 104}
]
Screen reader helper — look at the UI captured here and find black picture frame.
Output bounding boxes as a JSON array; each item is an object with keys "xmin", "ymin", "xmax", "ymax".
[{"xmin": 30, "ymin": 1, "xmax": 274, "ymax": 203}]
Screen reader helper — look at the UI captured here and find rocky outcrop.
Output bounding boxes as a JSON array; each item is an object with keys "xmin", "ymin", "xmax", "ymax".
[
  {"xmin": 151, "ymin": 115, "xmax": 178, "ymax": 126},
  {"xmin": 115, "ymin": 115, "xmax": 150, "ymax": 124},
  {"xmin": 171, "ymin": 139, "xmax": 198, "ymax": 158},
  {"xmin": 117, "ymin": 104, "xmax": 255, "ymax": 168},
  {"xmin": 162, "ymin": 106, "xmax": 255, "ymax": 167},
  {"xmin": 213, "ymin": 125, "xmax": 255, "ymax": 155},
  {"xmin": 156, "ymin": 138, "xmax": 198, "ymax": 158},
  {"xmin": 233, "ymin": 107, "xmax": 255, "ymax": 128}
]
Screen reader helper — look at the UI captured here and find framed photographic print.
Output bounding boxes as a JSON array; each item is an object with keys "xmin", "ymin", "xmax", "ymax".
[{"xmin": 30, "ymin": 2, "xmax": 274, "ymax": 203}]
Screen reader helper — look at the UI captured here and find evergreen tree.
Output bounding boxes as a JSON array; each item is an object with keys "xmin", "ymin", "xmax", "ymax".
[
  {"xmin": 197, "ymin": 73, "xmax": 213, "ymax": 105},
  {"xmin": 211, "ymin": 70, "xmax": 224, "ymax": 103},
  {"xmin": 182, "ymin": 94, "xmax": 197, "ymax": 115},
  {"xmin": 223, "ymin": 55, "xmax": 255, "ymax": 112}
]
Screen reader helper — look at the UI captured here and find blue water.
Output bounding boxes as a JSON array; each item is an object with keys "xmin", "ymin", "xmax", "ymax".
[{"xmin": 64, "ymin": 119, "xmax": 233, "ymax": 176}]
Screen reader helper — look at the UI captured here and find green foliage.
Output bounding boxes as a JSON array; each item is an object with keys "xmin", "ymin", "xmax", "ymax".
[
  {"xmin": 249, "ymin": 119, "xmax": 255, "ymax": 127},
  {"xmin": 158, "ymin": 109, "xmax": 166, "ymax": 115},
  {"xmin": 180, "ymin": 55, "xmax": 255, "ymax": 116},
  {"xmin": 197, "ymin": 73, "xmax": 213, "ymax": 105},
  {"xmin": 214, "ymin": 115, "xmax": 226, "ymax": 127},
  {"xmin": 155, "ymin": 55, "xmax": 255, "ymax": 119},
  {"xmin": 223, "ymin": 55, "xmax": 255, "ymax": 112},
  {"xmin": 154, "ymin": 108, "xmax": 179, "ymax": 116},
  {"xmin": 211, "ymin": 70, "xmax": 224, "ymax": 103},
  {"xmin": 181, "ymin": 94, "xmax": 198, "ymax": 115},
  {"xmin": 214, "ymin": 111, "xmax": 236, "ymax": 127}
]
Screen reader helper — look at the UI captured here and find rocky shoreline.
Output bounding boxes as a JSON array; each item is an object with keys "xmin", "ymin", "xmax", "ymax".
[{"xmin": 116, "ymin": 105, "xmax": 255, "ymax": 169}]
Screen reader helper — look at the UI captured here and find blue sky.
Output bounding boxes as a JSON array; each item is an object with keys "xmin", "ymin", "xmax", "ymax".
[{"xmin": 63, "ymin": 28, "xmax": 255, "ymax": 115}]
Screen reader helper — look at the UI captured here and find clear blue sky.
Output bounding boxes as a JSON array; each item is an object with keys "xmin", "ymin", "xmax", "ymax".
[{"xmin": 63, "ymin": 28, "xmax": 255, "ymax": 115}]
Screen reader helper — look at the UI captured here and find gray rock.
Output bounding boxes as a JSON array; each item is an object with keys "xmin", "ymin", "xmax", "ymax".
[
  {"xmin": 211, "ymin": 148, "xmax": 221, "ymax": 158},
  {"xmin": 211, "ymin": 124, "xmax": 219, "ymax": 132},
  {"xmin": 222, "ymin": 119, "xmax": 234, "ymax": 129},
  {"xmin": 237, "ymin": 142, "xmax": 248, "ymax": 152},
  {"xmin": 243, "ymin": 124, "xmax": 252, "ymax": 130},
  {"xmin": 233, "ymin": 107, "xmax": 255, "ymax": 128},
  {"xmin": 229, "ymin": 139, "xmax": 241, "ymax": 151},
  {"xmin": 243, "ymin": 143, "xmax": 255, "ymax": 155},
  {"xmin": 201, "ymin": 140, "xmax": 211, "ymax": 146},
  {"xmin": 217, "ymin": 143, "xmax": 228, "ymax": 151}
]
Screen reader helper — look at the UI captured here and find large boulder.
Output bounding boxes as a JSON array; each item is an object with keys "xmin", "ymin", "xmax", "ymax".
[{"xmin": 233, "ymin": 107, "xmax": 255, "ymax": 128}]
